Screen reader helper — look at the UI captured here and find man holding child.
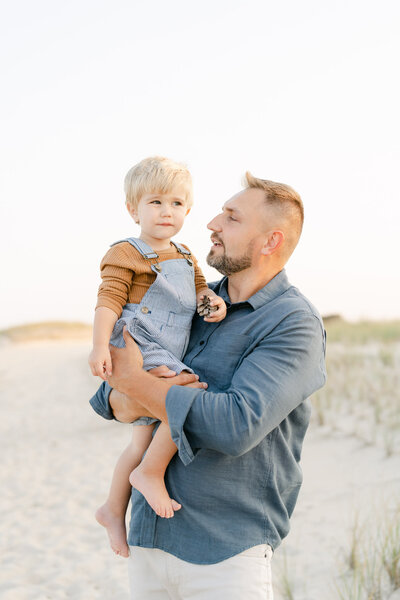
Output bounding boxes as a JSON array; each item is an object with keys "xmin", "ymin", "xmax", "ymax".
[{"xmin": 95, "ymin": 169, "xmax": 326, "ymax": 599}]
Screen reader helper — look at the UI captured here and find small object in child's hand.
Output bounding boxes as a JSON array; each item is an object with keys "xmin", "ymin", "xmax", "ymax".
[{"xmin": 197, "ymin": 295, "xmax": 218, "ymax": 317}]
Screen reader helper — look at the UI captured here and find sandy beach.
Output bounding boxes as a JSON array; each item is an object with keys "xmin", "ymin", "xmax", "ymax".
[{"xmin": 1, "ymin": 337, "xmax": 399, "ymax": 599}]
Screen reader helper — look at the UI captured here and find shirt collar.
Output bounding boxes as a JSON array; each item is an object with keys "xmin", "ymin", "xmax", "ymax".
[{"xmin": 215, "ymin": 269, "xmax": 291, "ymax": 309}]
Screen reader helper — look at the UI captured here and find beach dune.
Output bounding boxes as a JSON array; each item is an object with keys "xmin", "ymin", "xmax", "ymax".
[
  {"xmin": 1, "ymin": 332, "xmax": 399, "ymax": 599},
  {"xmin": 0, "ymin": 339, "xmax": 131, "ymax": 599}
]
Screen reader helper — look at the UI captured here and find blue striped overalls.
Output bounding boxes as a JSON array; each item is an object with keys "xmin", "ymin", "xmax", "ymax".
[{"xmin": 90, "ymin": 237, "xmax": 197, "ymax": 424}]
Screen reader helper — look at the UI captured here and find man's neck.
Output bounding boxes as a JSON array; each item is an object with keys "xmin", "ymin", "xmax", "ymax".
[{"xmin": 227, "ymin": 265, "xmax": 283, "ymax": 304}]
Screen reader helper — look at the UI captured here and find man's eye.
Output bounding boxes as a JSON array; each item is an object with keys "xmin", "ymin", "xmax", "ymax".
[{"xmin": 228, "ymin": 216, "xmax": 237, "ymax": 221}]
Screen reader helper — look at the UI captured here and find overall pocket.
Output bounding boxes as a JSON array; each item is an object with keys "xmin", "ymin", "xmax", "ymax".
[{"xmin": 163, "ymin": 268, "xmax": 196, "ymax": 311}]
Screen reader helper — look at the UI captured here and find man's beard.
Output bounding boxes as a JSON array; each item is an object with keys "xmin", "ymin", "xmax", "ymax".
[{"xmin": 206, "ymin": 240, "xmax": 253, "ymax": 276}]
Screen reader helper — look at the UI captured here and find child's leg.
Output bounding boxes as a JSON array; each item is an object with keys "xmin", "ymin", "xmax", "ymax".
[
  {"xmin": 96, "ymin": 424, "xmax": 155, "ymax": 557},
  {"xmin": 129, "ymin": 422, "xmax": 181, "ymax": 519}
]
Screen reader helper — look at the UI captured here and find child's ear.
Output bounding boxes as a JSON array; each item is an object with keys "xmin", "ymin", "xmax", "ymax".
[{"xmin": 127, "ymin": 203, "xmax": 139, "ymax": 224}]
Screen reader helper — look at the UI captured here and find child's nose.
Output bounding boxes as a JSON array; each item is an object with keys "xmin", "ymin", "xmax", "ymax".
[{"xmin": 161, "ymin": 204, "xmax": 172, "ymax": 216}]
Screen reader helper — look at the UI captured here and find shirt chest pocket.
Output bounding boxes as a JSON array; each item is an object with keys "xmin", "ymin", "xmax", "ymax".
[{"xmin": 203, "ymin": 333, "xmax": 253, "ymax": 390}]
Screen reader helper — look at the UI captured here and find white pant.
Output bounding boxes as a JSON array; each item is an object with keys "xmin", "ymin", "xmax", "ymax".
[{"xmin": 128, "ymin": 544, "xmax": 273, "ymax": 599}]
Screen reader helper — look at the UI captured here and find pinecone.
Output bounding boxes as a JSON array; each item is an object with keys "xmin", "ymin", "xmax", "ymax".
[{"xmin": 197, "ymin": 295, "xmax": 218, "ymax": 317}]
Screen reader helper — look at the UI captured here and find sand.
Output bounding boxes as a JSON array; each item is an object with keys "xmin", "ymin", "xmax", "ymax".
[{"xmin": 0, "ymin": 340, "xmax": 399, "ymax": 599}]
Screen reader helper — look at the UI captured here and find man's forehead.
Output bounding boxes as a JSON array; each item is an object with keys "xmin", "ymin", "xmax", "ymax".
[
  {"xmin": 222, "ymin": 199, "xmax": 242, "ymax": 214},
  {"xmin": 222, "ymin": 188, "xmax": 265, "ymax": 215}
]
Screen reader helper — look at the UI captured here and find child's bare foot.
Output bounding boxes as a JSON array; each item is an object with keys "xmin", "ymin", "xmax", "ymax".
[
  {"xmin": 129, "ymin": 465, "xmax": 181, "ymax": 518},
  {"xmin": 95, "ymin": 503, "xmax": 130, "ymax": 558}
]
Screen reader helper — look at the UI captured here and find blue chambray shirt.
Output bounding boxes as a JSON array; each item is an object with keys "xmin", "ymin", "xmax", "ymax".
[{"xmin": 127, "ymin": 269, "xmax": 326, "ymax": 563}]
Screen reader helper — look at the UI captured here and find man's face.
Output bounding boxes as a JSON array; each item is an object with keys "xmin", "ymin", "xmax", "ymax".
[{"xmin": 206, "ymin": 188, "xmax": 269, "ymax": 276}]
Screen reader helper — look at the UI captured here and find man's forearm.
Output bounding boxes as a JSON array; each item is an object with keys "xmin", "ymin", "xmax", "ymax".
[
  {"xmin": 108, "ymin": 330, "xmax": 206, "ymax": 423},
  {"xmin": 166, "ymin": 314, "xmax": 326, "ymax": 460},
  {"xmin": 120, "ymin": 369, "xmax": 170, "ymax": 422},
  {"xmin": 108, "ymin": 388, "xmax": 158, "ymax": 423}
]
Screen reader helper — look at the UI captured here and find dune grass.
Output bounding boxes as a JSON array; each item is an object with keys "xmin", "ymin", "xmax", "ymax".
[
  {"xmin": 312, "ymin": 318, "xmax": 400, "ymax": 456},
  {"xmin": 336, "ymin": 503, "xmax": 400, "ymax": 599},
  {"xmin": 324, "ymin": 318, "xmax": 400, "ymax": 344},
  {"xmin": 311, "ymin": 320, "xmax": 400, "ymax": 597},
  {"xmin": 0, "ymin": 321, "xmax": 92, "ymax": 342}
]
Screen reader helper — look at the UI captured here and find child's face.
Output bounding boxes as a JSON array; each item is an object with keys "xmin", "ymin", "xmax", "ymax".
[{"xmin": 128, "ymin": 192, "xmax": 190, "ymax": 247}]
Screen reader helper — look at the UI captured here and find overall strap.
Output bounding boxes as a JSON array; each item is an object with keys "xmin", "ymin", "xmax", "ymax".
[
  {"xmin": 110, "ymin": 237, "xmax": 159, "ymax": 259},
  {"xmin": 170, "ymin": 241, "xmax": 191, "ymax": 255},
  {"xmin": 170, "ymin": 241, "xmax": 193, "ymax": 266}
]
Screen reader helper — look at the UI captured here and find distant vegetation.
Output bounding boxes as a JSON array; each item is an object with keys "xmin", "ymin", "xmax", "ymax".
[
  {"xmin": 313, "ymin": 315, "xmax": 400, "ymax": 457},
  {"xmin": 323, "ymin": 316, "xmax": 400, "ymax": 343},
  {"xmin": 279, "ymin": 316, "xmax": 400, "ymax": 600},
  {"xmin": 0, "ymin": 321, "xmax": 92, "ymax": 342},
  {"xmin": 1, "ymin": 317, "xmax": 400, "ymax": 344}
]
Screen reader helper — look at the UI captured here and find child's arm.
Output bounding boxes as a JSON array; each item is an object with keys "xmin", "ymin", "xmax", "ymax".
[
  {"xmin": 196, "ymin": 288, "xmax": 227, "ymax": 323},
  {"xmin": 90, "ymin": 242, "xmax": 136, "ymax": 379},
  {"xmin": 89, "ymin": 306, "xmax": 119, "ymax": 379}
]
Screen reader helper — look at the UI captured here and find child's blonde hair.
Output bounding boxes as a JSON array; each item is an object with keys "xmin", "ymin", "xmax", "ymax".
[{"xmin": 124, "ymin": 156, "xmax": 193, "ymax": 209}]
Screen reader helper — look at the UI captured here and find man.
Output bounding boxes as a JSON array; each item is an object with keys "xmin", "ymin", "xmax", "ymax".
[{"xmin": 102, "ymin": 173, "xmax": 326, "ymax": 599}]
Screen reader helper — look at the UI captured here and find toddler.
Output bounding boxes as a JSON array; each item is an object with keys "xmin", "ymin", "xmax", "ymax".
[{"xmin": 88, "ymin": 156, "xmax": 226, "ymax": 557}]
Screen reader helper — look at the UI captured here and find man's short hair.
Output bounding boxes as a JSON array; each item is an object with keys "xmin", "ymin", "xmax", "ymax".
[
  {"xmin": 124, "ymin": 156, "xmax": 193, "ymax": 210},
  {"xmin": 244, "ymin": 172, "xmax": 304, "ymax": 256}
]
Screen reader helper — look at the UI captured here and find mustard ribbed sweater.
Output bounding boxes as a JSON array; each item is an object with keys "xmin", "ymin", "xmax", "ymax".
[{"xmin": 96, "ymin": 241, "xmax": 208, "ymax": 317}]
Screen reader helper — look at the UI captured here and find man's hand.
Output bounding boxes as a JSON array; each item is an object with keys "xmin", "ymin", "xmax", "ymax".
[
  {"xmin": 108, "ymin": 328, "xmax": 143, "ymax": 394},
  {"xmin": 108, "ymin": 328, "xmax": 208, "ymax": 421},
  {"xmin": 148, "ymin": 365, "xmax": 208, "ymax": 389},
  {"xmin": 110, "ymin": 370, "xmax": 208, "ymax": 422},
  {"xmin": 154, "ymin": 370, "xmax": 208, "ymax": 389},
  {"xmin": 148, "ymin": 365, "xmax": 177, "ymax": 378}
]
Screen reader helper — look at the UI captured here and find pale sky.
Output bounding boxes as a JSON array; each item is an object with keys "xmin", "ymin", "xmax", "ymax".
[{"xmin": 1, "ymin": 0, "xmax": 399, "ymax": 329}]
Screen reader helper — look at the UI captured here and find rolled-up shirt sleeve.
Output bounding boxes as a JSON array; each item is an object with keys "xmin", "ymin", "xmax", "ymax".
[
  {"xmin": 167, "ymin": 388, "xmax": 201, "ymax": 465},
  {"xmin": 166, "ymin": 312, "xmax": 326, "ymax": 465}
]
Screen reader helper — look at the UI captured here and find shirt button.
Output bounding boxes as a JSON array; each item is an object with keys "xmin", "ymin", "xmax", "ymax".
[
  {"xmin": 199, "ymin": 340, "xmax": 205, "ymax": 345},
  {"xmin": 141, "ymin": 306, "xmax": 149, "ymax": 314}
]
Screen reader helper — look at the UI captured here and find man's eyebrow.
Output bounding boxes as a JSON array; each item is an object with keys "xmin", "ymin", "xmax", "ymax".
[{"xmin": 222, "ymin": 205, "xmax": 242, "ymax": 216}]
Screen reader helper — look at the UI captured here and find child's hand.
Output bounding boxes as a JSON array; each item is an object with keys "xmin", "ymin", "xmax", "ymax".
[
  {"xmin": 197, "ymin": 293, "xmax": 227, "ymax": 323},
  {"xmin": 88, "ymin": 345, "xmax": 112, "ymax": 380}
]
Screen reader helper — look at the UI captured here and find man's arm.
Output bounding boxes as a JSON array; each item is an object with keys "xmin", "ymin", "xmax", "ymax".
[
  {"xmin": 108, "ymin": 333, "xmax": 207, "ymax": 422},
  {"xmin": 167, "ymin": 313, "xmax": 326, "ymax": 464},
  {"xmin": 109, "ymin": 315, "xmax": 326, "ymax": 464}
]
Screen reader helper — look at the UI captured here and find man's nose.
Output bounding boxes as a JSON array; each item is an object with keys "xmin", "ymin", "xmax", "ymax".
[{"xmin": 207, "ymin": 215, "xmax": 221, "ymax": 231}]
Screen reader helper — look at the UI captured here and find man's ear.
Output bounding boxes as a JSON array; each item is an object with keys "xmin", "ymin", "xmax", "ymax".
[
  {"xmin": 127, "ymin": 203, "xmax": 139, "ymax": 224},
  {"xmin": 261, "ymin": 230, "xmax": 284, "ymax": 256}
]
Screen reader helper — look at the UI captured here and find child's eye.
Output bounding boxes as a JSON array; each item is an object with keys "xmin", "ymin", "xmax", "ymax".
[
  {"xmin": 151, "ymin": 200, "xmax": 161, "ymax": 204},
  {"xmin": 173, "ymin": 201, "xmax": 183, "ymax": 206},
  {"xmin": 228, "ymin": 215, "xmax": 237, "ymax": 221}
]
